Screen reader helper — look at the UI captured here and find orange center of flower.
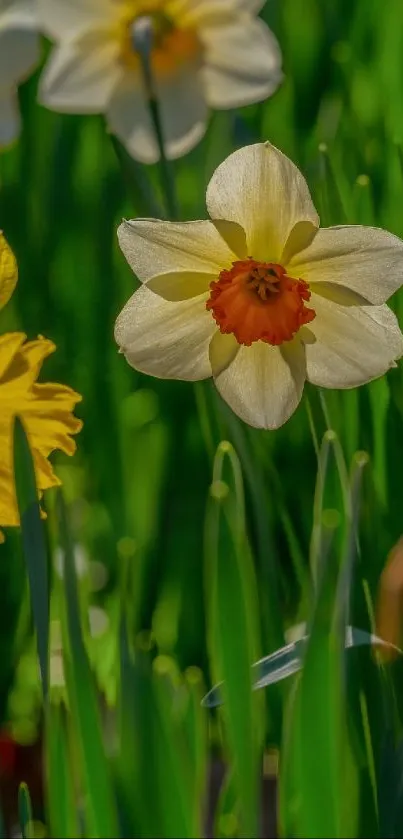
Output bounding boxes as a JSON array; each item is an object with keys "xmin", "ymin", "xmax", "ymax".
[
  {"xmin": 206, "ymin": 259, "xmax": 316, "ymax": 346},
  {"xmin": 120, "ymin": 8, "xmax": 201, "ymax": 77}
]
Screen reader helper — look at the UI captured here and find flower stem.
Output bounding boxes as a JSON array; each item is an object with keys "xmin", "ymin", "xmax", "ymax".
[{"xmin": 133, "ymin": 17, "xmax": 178, "ymax": 220}]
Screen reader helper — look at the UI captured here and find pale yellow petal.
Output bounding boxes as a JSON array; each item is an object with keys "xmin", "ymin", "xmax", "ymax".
[
  {"xmin": 202, "ymin": 18, "xmax": 282, "ymax": 109},
  {"xmin": 118, "ymin": 219, "xmax": 238, "ymax": 282},
  {"xmin": 206, "ymin": 142, "xmax": 319, "ymax": 262},
  {"xmin": 107, "ymin": 64, "xmax": 207, "ymax": 164},
  {"xmin": 147, "ymin": 272, "xmax": 213, "ymax": 301},
  {"xmin": 39, "ymin": 32, "xmax": 121, "ymax": 114},
  {"xmin": 305, "ymin": 292, "xmax": 403, "ymax": 388},
  {"xmin": 209, "ymin": 331, "xmax": 239, "ymax": 376},
  {"xmin": 37, "ymin": 0, "xmax": 116, "ymax": 39},
  {"xmin": 0, "ymin": 234, "xmax": 18, "ymax": 310},
  {"xmin": 115, "ymin": 285, "xmax": 216, "ymax": 381},
  {"xmin": 288, "ymin": 225, "xmax": 403, "ymax": 304},
  {"xmin": 0, "ymin": 18, "xmax": 38, "ymax": 88},
  {"xmin": 214, "ymin": 338, "xmax": 306, "ymax": 429}
]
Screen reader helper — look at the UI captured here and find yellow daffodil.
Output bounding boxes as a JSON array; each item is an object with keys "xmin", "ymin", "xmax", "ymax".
[
  {"xmin": 0, "ymin": 0, "xmax": 39, "ymax": 147},
  {"xmin": 114, "ymin": 142, "xmax": 403, "ymax": 430},
  {"xmin": 37, "ymin": 0, "xmax": 282, "ymax": 164},
  {"xmin": 0, "ymin": 234, "xmax": 82, "ymax": 541}
]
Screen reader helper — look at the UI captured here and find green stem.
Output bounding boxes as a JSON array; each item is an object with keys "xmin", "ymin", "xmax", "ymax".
[{"xmin": 134, "ymin": 18, "xmax": 178, "ymax": 219}]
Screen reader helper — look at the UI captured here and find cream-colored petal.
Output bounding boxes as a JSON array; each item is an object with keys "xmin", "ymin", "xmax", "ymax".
[
  {"xmin": 0, "ymin": 89, "xmax": 20, "ymax": 147},
  {"xmin": 305, "ymin": 292, "xmax": 403, "ymax": 388},
  {"xmin": 0, "ymin": 26, "xmax": 38, "ymax": 87},
  {"xmin": 214, "ymin": 338, "xmax": 306, "ymax": 429},
  {"xmin": 202, "ymin": 18, "xmax": 282, "ymax": 109},
  {"xmin": 288, "ymin": 225, "xmax": 403, "ymax": 304},
  {"xmin": 147, "ymin": 272, "xmax": 213, "ymax": 301},
  {"xmin": 38, "ymin": 33, "xmax": 121, "ymax": 113},
  {"xmin": 118, "ymin": 219, "xmax": 237, "ymax": 282},
  {"xmin": 115, "ymin": 285, "xmax": 216, "ymax": 381},
  {"xmin": 175, "ymin": 0, "xmax": 245, "ymax": 27},
  {"xmin": 209, "ymin": 331, "xmax": 239, "ymax": 376},
  {"xmin": 107, "ymin": 64, "xmax": 207, "ymax": 164},
  {"xmin": 36, "ymin": 0, "xmax": 116, "ymax": 39},
  {"xmin": 206, "ymin": 142, "xmax": 319, "ymax": 263}
]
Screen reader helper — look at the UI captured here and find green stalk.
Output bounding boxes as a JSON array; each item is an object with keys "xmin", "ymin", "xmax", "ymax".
[{"xmin": 132, "ymin": 17, "xmax": 178, "ymax": 219}]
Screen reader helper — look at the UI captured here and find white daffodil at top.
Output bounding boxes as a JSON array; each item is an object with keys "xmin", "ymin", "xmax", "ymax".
[
  {"xmin": 0, "ymin": 0, "xmax": 39, "ymax": 147},
  {"xmin": 114, "ymin": 142, "xmax": 403, "ymax": 430},
  {"xmin": 37, "ymin": 0, "xmax": 282, "ymax": 164}
]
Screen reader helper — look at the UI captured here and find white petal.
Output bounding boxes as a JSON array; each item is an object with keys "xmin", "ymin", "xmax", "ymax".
[
  {"xmin": 0, "ymin": 26, "xmax": 38, "ymax": 87},
  {"xmin": 305, "ymin": 292, "xmax": 403, "ymax": 388},
  {"xmin": 36, "ymin": 0, "xmax": 116, "ymax": 39},
  {"xmin": 118, "ymin": 219, "xmax": 238, "ymax": 282},
  {"xmin": 209, "ymin": 331, "xmax": 239, "ymax": 375},
  {"xmin": 115, "ymin": 285, "xmax": 216, "ymax": 381},
  {"xmin": 38, "ymin": 34, "xmax": 121, "ymax": 113},
  {"xmin": 288, "ymin": 225, "xmax": 403, "ymax": 305},
  {"xmin": 214, "ymin": 338, "xmax": 306, "ymax": 429},
  {"xmin": 107, "ymin": 66, "xmax": 207, "ymax": 164},
  {"xmin": 0, "ymin": 89, "xmax": 20, "ymax": 147},
  {"xmin": 202, "ymin": 18, "xmax": 282, "ymax": 109},
  {"xmin": 206, "ymin": 142, "xmax": 319, "ymax": 263}
]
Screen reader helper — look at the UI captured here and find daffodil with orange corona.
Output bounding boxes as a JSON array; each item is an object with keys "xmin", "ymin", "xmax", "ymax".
[
  {"xmin": 38, "ymin": 0, "xmax": 282, "ymax": 164},
  {"xmin": 0, "ymin": 233, "xmax": 82, "ymax": 541},
  {"xmin": 115, "ymin": 142, "xmax": 403, "ymax": 429}
]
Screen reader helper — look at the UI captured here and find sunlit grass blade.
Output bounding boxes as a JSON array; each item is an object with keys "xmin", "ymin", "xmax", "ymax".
[
  {"xmin": 279, "ymin": 449, "xmax": 369, "ymax": 838},
  {"xmin": 45, "ymin": 703, "xmax": 80, "ymax": 839},
  {"xmin": 182, "ymin": 666, "xmax": 208, "ymax": 836},
  {"xmin": 205, "ymin": 440, "xmax": 264, "ymax": 837},
  {"xmin": 56, "ymin": 490, "xmax": 118, "ymax": 838},
  {"xmin": 13, "ymin": 416, "xmax": 49, "ymax": 698},
  {"xmin": 18, "ymin": 783, "xmax": 33, "ymax": 839}
]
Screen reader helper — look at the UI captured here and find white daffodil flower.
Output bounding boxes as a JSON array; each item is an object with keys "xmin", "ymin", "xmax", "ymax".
[
  {"xmin": 37, "ymin": 0, "xmax": 282, "ymax": 164},
  {"xmin": 114, "ymin": 142, "xmax": 403, "ymax": 431},
  {"xmin": 0, "ymin": 0, "xmax": 39, "ymax": 147}
]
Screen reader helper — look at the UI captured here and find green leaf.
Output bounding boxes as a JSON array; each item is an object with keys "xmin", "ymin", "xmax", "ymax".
[
  {"xmin": 45, "ymin": 703, "xmax": 80, "ymax": 838},
  {"xmin": 205, "ymin": 441, "xmax": 263, "ymax": 838},
  {"xmin": 13, "ymin": 416, "xmax": 49, "ymax": 697},
  {"xmin": 18, "ymin": 783, "xmax": 33, "ymax": 839},
  {"xmin": 56, "ymin": 491, "xmax": 118, "ymax": 838}
]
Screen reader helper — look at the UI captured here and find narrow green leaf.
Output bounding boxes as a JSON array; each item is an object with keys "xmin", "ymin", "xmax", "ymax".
[
  {"xmin": 56, "ymin": 491, "xmax": 118, "ymax": 838},
  {"xmin": 45, "ymin": 703, "xmax": 80, "ymax": 838},
  {"xmin": 205, "ymin": 441, "xmax": 263, "ymax": 838},
  {"xmin": 18, "ymin": 783, "xmax": 33, "ymax": 839},
  {"xmin": 13, "ymin": 416, "xmax": 49, "ymax": 697}
]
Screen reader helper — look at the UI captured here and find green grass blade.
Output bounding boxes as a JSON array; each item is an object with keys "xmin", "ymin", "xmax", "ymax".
[
  {"xmin": 18, "ymin": 783, "xmax": 33, "ymax": 839},
  {"xmin": 279, "ymin": 449, "xmax": 368, "ymax": 837},
  {"xmin": 56, "ymin": 491, "xmax": 118, "ymax": 838},
  {"xmin": 13, "ymin": 416, "xmax": 49, "ymax": 697},
  {"xmin": 205, "ymin": 441, "xmax": 263, "ymax": 838},
  {"xmin": 45, "ymin": 703, "xmax": 80, "ymax": 838}
]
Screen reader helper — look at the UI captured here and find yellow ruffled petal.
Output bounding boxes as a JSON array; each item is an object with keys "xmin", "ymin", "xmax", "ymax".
[
  {"xmin": 0, "ymin": 333, "xmax": 82, "ymax": 538},
  {"xmin": 0, "ymin": 233, "xmax": 18, "ymax": 310}
]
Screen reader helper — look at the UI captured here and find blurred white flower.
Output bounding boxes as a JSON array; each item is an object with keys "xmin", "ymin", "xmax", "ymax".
[
  {"xmin": 0, "ymin": 0, "xmax": 39, "ymax": 146},
  {"xmin": 115, "ymin": 141, "xmax": 403, "ymax": 430},
  {"xmin": 37, "ymin": 0, "xmax": 282, "ymax": 163}
]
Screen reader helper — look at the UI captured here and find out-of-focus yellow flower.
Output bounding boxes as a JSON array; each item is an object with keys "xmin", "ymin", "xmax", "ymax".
[
  {"xmin": 114, "ymin": 141, "xmax": 403, "ymax": 430},
  {"xmin": 0, "ymin": 1, "xmax": 39, "ymax": 147},
  {"xmin": 37, "ymin": 0, "xmax": 282, "ymax": 164},
  {"xmin": 0, "ymin": 234, "xmax": 82, "ymax": 541}
]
